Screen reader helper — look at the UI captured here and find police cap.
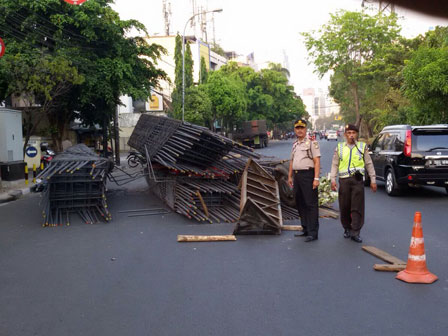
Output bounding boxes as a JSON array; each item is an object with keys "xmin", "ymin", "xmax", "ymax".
[
  {"xmin": 294, "ymin": 118, "xmax": 307, "ymax": 128},
  {"xmin": 345, "ymin": 124, "xmax": 359, "ymax": 132}
]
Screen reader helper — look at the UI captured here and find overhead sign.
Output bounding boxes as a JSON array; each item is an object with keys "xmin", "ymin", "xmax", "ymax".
[
  {"xmin": 25, "ymin": 146, "xmax": 38, "ymax": 158},
  {"xmin": 0, "ymin": 37, "xmax": 5, "ymax": 58},
  {"xmin": 64, "ymin": 0, "xmax": 88, "ymax": 4}
]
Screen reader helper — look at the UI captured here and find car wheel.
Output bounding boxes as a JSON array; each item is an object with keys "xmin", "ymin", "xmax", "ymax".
[{"xmin": 385, "ymin": 169, "xmax": 401, "ymax": 196}]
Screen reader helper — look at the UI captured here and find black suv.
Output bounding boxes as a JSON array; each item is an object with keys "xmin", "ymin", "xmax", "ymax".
[{"xmin": 367, "ymin": 124, "xmax": 448, "ymax": 196}]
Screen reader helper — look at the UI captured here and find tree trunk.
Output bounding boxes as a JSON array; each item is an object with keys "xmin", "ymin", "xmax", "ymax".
[
  {"xmin": 102, "ymin": 116, "xmax": 108, "ymax": 158},
  {"xmin": 22, "ymin": 108, "xmax": 43, "ymax": 156},
  {"xmin": 351, "ymin": 82, "xmax": 361, "ymax": 127}
]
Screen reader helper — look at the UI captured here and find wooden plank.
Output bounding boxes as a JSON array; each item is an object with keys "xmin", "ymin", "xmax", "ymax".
[
  {"xmin": 373, "ymin": 264, "xmax": 407, "ymax": 272},
  {"xmin": 177, "ymin": 235, "xmax": 237, "ymax": 242},
  {"xmin": 239, "ymin": 169, "xmax": 248, "ymax": 214},
  {"xmin": 247, "ymin": 189, "xmax": 277, "ymax": 203},
  {"xmin": 362, "ymin": 246, "xmax": 407, "ymax": 265},
  {"xmin": 281, "ymin": 225, "xmax": 303, "ymax": 231},
  {"xmin": 247, "ymin": 175, "xmax": 276, "ymax": 189},
  {"xmin": 274, "ymin": 180, "xmax": 283, "ymax": 227},
  {"xmin": 318, "ymin": 207, "xmax": 339, "ymax": 219},
  {"xmin": 195, "ymin": 191, "xmax": 209, "ymax": 218},
  {"xmin": 247, "ymin": 184, "xmax": 277, "ymax": 198}
]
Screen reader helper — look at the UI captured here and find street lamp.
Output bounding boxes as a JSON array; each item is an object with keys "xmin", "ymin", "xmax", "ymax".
[{"xmin": 182, "ymin": 8, "xmax": 223, "ymax": 122}]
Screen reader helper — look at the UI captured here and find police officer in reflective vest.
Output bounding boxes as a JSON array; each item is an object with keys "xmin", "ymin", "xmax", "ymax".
[
  {"xmin": 288, "ymin": 118, "xmax": 321, "ymax": 242},
  {"xmin": 330, "ymin": 124, "xmax": 377, "ymax": 243}
]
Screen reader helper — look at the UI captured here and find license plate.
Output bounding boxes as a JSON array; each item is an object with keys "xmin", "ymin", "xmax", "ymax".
[{"xmin": 433, "ymin": 160, "xmax": 448, "ymax": 166}]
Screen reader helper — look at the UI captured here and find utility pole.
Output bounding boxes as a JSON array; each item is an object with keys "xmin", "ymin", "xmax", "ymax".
[
  {"xmin": 113, "ymin": 105, "xmax": 120, "ymax": 166},
  {"xmin": 212, "ymin": 13, "xmax": 216, "ymax": 46},
  {"xmin": 162, "ymin": 0, "xmax": 172, "ymax": 35},
  {"xmin": 361, "ymin": 0, "xmax": 395, "ymax": 14}
]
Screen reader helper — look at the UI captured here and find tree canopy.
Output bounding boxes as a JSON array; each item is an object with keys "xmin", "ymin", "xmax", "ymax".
[
  {"xmin": 303, "ymin": 10, "xmax": 400, "ymax": 131},
  {"xmin": 304, "ymin": 10, "xmax": 448, "ymax": 136},
  {"xmin": 0, "ymin": 0, "xmax": 166, "ymax": 149}
]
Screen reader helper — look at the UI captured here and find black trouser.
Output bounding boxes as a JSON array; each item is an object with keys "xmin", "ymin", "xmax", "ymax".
[
  {"xmin": 338, "ymin": 175, "xmax": 365, "ymax": 236},
  {"xmin": 294, "ymin": 169, "xmax": 319, "ymax": 237}
]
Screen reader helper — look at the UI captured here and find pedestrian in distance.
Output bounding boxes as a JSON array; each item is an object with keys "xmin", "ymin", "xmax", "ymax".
[
  {"xmin": 330, "ymin": 124, "xmax": 377, "ymax": 243},
  {"xmin": 287, "ymin": 118, "xmax": 321, "ymax": 242}
]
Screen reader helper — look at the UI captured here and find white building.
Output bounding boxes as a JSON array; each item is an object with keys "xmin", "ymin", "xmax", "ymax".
[
  {"xmin": 300, "ymin": 88, "xmax": 340, "ymax": 127},
  {"xmin": 117, "ymin": 35, "xmax": 227, "ymax": 151}
]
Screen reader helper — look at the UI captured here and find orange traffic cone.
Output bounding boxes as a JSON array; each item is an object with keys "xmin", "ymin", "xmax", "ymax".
[{"xmin": 396, "ymin": 212, "xmax": 438, "ymax": 284}]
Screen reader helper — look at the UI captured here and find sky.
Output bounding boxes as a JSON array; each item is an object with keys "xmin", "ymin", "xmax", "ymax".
[{"xmin": 111, "ymin": 0, "xmax": 448, "ymax": 95}]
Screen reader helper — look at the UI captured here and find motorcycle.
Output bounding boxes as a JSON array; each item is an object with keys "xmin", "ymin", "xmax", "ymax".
[
  {"xmin": 127, "ymin": 151, "xmax": 146, "ymax": 168},
  {"xmin": 40, "ymin": 142, "xmax": 55, "ymax": 169}
]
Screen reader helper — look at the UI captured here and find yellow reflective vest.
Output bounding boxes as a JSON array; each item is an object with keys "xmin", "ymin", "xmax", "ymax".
[{"xmin": 338, "ymin": 141, "xmax": 366, "ymax": 177}]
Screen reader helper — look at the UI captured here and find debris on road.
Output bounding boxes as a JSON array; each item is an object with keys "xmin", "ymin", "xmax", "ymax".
[
  {"xmin": 281, "ymin": 225, "xmax": 303, "ymax": 231},
  {"xmin": 362, "ymin": 245, "xmax": 407, "ymax": 272},
  {"xmin": 233, "ymin": 158, "xmax": 282, "ymax": 235},
  {"xmin": 177, "ymin": 235, "xmax": 237, "ymax": 242},
  {"xmin": 127, "ymin": 115, "xmax": 339, "ymax": 229},
  {"xmin": 37, "ymin": 144, "xmax": 113, "ymax": 227}
]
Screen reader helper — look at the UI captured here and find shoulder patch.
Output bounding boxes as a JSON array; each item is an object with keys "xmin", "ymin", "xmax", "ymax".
[{"xmin": 313, "ymin": 141, "xmax": 319, "ymax": 149}]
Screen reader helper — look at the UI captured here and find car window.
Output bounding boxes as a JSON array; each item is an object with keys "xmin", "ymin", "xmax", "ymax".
[
  {"xmin": 394, "ymin": 132, "xmax": 404, "ymax": 151},
  {"xmin": 383, "ymin": 132, "xmax": 396, "ymax": 151},
  {"xmin": 372, "ymin": 134, "xmax": 385, "ymax": 152},
  {"xmin": 412, "ymin": 131, "xmax": 448, "ymax": 151}
]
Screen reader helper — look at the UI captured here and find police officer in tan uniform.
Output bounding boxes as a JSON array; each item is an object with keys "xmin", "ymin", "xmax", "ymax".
[{"xmin": 288, "ymin": 119, "xmax": 321, "ymax": 242}]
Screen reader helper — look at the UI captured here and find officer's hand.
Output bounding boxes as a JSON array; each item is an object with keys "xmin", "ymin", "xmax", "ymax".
[
  {"xmin": 312, "ymin": 179, "xmax": 319, "ymax": 190},
  {"xmin": 371, "ymin": 183, "xmax": 377, "ymax": 192},
  {"xmin": 331, "ymin": 181, "xmax": 337, "ymax": 191},
  {"xmin": 288, "ymin": 177, "xmax": 293, "ymax": 188}
]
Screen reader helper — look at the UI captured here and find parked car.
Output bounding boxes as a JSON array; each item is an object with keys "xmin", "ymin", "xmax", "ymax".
[
  {"xmin": 327, "ymin": 130, "xmax": 338, "ymax": 141},
  {"xmin": 367, "ymin": 124, "xmax": 448, "ymax": 196}
]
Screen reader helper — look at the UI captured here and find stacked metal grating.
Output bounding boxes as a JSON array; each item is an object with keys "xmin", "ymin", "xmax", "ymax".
[
  {"xmin": 128, "ymin": 115, "xmax": 259, "ymax": 176},
  {"xmin": 128, "ymin": 115, "xmax": 301, "ymax": 224},
  {"xmin": 174, "ymin": 179, "xmax": 241, "ymax": 223},
  {"xmin": 37, "ymin": 144, "xmax": 113, "ymax": 227}
]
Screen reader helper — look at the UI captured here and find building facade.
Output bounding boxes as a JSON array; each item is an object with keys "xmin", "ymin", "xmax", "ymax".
[{"xmin": 117, "ymin": 35, "xmax": 227, "ymax": 151}]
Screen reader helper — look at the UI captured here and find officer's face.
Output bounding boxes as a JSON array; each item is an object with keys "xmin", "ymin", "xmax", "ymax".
[
  {"xmin": 345, "ymin": 130, "xmax": 358, "ymax": 143},
  {"xmin": 294, "ymin": 126, "xmax": 306, "ymax": 139}
]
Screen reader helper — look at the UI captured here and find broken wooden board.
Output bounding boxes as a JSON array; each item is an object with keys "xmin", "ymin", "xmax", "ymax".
[
  {"xmin": 177, "ymin": 235, "xmax": 237, "ymax": 242},
  {"xmin": 234, "ymin": 198, "xmax": 282, "ymax": 235},
  {"xmin": 281, "ymin": 225, "xmax": 303, "ymax": 231},
  {"xmin": 374, "ymin": 264, "xmax": 406, "ymax": 272},
  {"xmin": 318, "ymin": 206, "xmax": 339, "ymax": 219},
  {"xmin": 235, "ymin": 158, "xmax": 282, "ymax": 235},
  {"xmin": 362, "ymin": 246, "xmax": 407, "ymax": 265}
]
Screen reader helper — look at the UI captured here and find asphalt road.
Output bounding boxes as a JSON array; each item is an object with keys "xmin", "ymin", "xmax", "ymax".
[{"xmin": 1, "ymin": 138, "xmax": 447, "ymax": 336}]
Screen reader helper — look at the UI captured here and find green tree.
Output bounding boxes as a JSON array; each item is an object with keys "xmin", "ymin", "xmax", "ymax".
[
  {"xmin": 403, "ymin": 46, "xmax": 448, "ymax": 124},
  {"xmin": 218, "ymin": 62, "xmax": 305, "ymax": 126},
  {"xmin": 184, "ymin": 85, "xmax": 212, "ymax": 126},
  {"xmin": 171, "ymin": 34, "xmax": 193, "ymax": 119},
  {"xmin": 200, "ymin": 56, "xmax": 208, "ymax": 84},
  {"xmin": 0, "ymin": 53, "xmax": 83, "ymax": 153},
  {"xmin": 402, "ymin": 27, "xmax": 448, "ymax": 124},
  {"xmin": 0, "ymin": 0, "xmax": 166, "ymax": 150},
  {"xmin": 205, "ymin": 71, "xmax": 247, "ymax": 132},
  {"xmin": 303, "ymin": 10, "xmax": 400, "ymax": 128}
]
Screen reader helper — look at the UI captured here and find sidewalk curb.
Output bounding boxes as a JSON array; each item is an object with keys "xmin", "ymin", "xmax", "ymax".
[{"xmin": 0, "ymin": 185, "xmax": 33, "ymax": 204}]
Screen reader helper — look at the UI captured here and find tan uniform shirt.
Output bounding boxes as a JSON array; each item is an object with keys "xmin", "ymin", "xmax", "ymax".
[
  {"xmin": 330, "ymin": 143, "xmax": 376, "ymax": 183},
  {"xmin": 290, "ymin": 138, "xmax": 321, "ymax": 170}
]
